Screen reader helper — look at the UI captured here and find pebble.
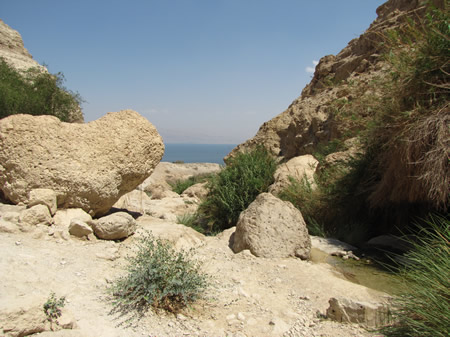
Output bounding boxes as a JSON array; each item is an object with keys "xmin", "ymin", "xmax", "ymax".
[{"xmin": 226, "ymin": 314, "xmax": 236, "ymax": 321}]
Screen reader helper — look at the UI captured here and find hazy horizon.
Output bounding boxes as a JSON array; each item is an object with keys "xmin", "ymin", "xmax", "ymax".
[{"xmin": 2, "ymin": 0, "xmax": 385, "ymax": 144}]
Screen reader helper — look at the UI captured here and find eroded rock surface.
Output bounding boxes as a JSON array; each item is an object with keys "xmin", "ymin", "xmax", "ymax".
[
  {"xmin": 226, "ymin": 0, "xmax": 444, "ymax": 161},
  {"xmin": 91, "ymin": 212, "xmax": 137, "ymax": 240},
  {"xmin": 269, "ymin": 155, "xmax": 318, "ymax": 195},
  {"xmin": 0, "ymin": 110, "xmax": 164, "ymax": 217},
  {"xmin": 232, "ymin": 193, "xmax": 311, "ymax": 259}
]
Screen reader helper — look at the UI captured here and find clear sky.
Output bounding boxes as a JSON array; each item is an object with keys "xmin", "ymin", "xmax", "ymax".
[{"xmin": 1, "ymin": 0, "xmax": 385, "ymax": 144}]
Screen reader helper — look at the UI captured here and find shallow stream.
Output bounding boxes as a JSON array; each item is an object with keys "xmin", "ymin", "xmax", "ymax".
[{"xmin": 310, "ymin": 248, "xmax": 402, "ymax": 295}]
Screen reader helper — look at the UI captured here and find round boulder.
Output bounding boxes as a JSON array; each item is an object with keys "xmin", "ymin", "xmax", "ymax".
[
  {"xmin": 232, "ymin": 193, "xmax": 311, "ymax": 259},
  {"xmin": 92, "ymin": 212, "xmax": 136, "ymax": 240}
]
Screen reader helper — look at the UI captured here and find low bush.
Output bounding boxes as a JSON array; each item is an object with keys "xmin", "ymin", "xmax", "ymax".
[
  {"xmin": 197, "ymin": 146, "xmax": 277, "ymax": 233},
  {"xmin": 0, "ymin": 57, "xmax": 82, "ymax": 122},
  {"xmin": 176, "ymin": 213, "xmax": 206, "ymax": 234},
  {"xmin": 109, "ymin": 232, "xmax": 209, "ymax": 321},
  {"xmin": 379, "ymin": 215, "xmax": 449, "ymax": 337},
  {"xmin": 43, "ymin": 292, "xmax": 66, "ymax": 327},
  {"xmin": 169, "ymin": 173, "xmax": 214, "ymax": 194},
  {"xmin": 279, "ymin": 154, "xmax": 374, "ymax": 243}
]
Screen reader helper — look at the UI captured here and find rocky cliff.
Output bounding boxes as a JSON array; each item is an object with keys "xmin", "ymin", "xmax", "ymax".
[
  {"xmin": 0, "ymin": 19, "xmax": 43, "ymax": 71},
  {"xmin": 227, "ymin": 0, "xmax": 445, "ymax": 161},
  {"xmin": 0, "ymin": 19, "xmax": 84, "ymax": 123}
]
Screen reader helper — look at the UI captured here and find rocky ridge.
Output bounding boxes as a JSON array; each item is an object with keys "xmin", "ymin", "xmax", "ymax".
[{"xmin": 226, "ymin": 0, "xmax": 445, "ymax": 161}]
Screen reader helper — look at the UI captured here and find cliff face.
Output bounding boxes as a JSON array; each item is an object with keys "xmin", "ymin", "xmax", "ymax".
[
  {"xmin": 227, "ymin": 0, "xmax": 445, "ymax": 161},
  {"xmin": 0, "ymin": 20, "xmax": 84, "ymax": 123},
  {"xmin": 0, "ymin": 19, "xmax": 44, "ymax": 71}
]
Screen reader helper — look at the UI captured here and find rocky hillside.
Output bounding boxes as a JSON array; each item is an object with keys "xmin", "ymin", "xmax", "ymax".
[
  {"xmin": 0, "ymin": 19, "xmax": 84, "ymax": 123},
  {"xmin": 0, "ymin": 19, "xmax": 43, "ymax": 71},
  {"xmin": 227, "ymin": 0, "xmax": 446, "ymax": 161}
]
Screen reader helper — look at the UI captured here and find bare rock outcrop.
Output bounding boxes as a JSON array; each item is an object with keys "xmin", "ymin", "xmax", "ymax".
[
  {"xmin": 232, "ymin": 193, "xmax": 311, "ymax": 259},
  {"xmin": 0, "ymin": 19, "xmax": 43, "ymax": 72},
  {"xmin": 269, "ymin": 155, "xmax": 318, "ymax": 195},
  {"xmin": 0, "ymin": 110, "xmax": 164, "ymax": 217},
  {"xmin": 226, "ymin": 0, "xmax": 444, "ymax": 161}
]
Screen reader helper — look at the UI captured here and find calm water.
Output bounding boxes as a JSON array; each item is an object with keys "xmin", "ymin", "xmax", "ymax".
[{"xmin": 162, "ymin": 143, "xmax": 236, "ymax": 164}]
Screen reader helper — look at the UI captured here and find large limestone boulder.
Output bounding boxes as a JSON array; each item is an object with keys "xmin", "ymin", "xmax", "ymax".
[
  {"xmin": 0, "ymin": 110, "xmax": 164, "ymax": 217},
  {"xmin": 232, "ymin": 193, "xmax": 311, "ymax": 259},
  {"xmin": 269, "ymin": 155, "xmax": 318, "ymax": 195}
]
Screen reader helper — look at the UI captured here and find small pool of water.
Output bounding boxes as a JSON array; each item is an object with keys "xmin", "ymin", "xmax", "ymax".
[{"xmin": 310, "ymin": 248, "xmax": 402, "ymax": 295}]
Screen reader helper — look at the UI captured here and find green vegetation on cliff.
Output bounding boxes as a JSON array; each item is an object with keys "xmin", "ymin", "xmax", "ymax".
[
  {"xmin": 0, "ymin": 57, "xmax": 83, "ymax": 122},
  {"xmin": 281, "ymin": 5, "xmax": 449, "ymax": 242}
]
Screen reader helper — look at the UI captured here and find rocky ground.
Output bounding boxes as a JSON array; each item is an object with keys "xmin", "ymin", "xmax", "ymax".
[{"xmin": 0, "ymin": 163, "xmax": 390, "ymax": 337}]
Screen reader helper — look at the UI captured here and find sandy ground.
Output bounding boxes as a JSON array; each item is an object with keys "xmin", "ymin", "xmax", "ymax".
[
  {"xmin": 0, "ymin": 218, "xmax": 388, "ymax": 337},
  {"xmin": 0, "ymin": 163, "xmax": 389, "ymax": 336}
]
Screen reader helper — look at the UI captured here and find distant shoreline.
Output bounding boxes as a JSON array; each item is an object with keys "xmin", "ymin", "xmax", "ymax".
[{"xmin": 162, "ymin": 143, "xmax": 236, "ymax": 164}]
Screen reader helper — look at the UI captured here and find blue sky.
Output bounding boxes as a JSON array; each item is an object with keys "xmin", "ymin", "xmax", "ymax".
[{"xmin": 1, "ymin": 0, "xmax": 385, "ymax": 144}]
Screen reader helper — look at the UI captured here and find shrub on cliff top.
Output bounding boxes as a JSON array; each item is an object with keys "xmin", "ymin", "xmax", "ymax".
[{"xmin": 0, "ymin": 57, "xmax": 82, "ymax": 122}]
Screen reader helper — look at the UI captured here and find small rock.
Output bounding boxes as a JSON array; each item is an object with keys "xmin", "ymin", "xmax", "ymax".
[
  {"xmin": 177, "ymin": 313, "xmax": 187, "ymax": 321},
  {"xmin": 226, "ymin": 314, "xmax": 236, "ymax": 321},
  {"xmin": 69, "ymin": 219, "xmax": 93, "ymax": 237},
  {"xmin": 19, "ymin": 204, "xmax": 52, "ymax": 227},
  {"xmin": 326, "ymin": 296, "xmax": 391, "ymax": 327}
]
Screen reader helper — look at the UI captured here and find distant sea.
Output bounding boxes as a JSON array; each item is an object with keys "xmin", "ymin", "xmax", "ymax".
[{"xmin": 162, "ymin": 144, "xmax": 237, "ymax": 164}]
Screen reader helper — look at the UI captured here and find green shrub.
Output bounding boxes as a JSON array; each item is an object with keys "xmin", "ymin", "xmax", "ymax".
[
  {"xmin": 365, "ymin": 6, "xmax": 450, "ymax": 212},
  {"xmin": 110, "ymin": 232, "xmax": 209, "ymax": 320},
  {"xmin": 197, "ymin": 146, "xmax": 277, "ymax": 233},
  {"xmin": 176, "ymin": 213, "xmax": 206, "ymax": 234},
  {"xmin": 279, "ymin": 155, "xmax": 374, "ymax": 243},
  {"xmin": 379, "ymin": 215, "xmax": 450, "ymax": 337},
  {"xmin": 169, "ymin": 173, "xmax": 214, "ymax": 194},
  {"xmin": 43, "ymin": 292, "xmax": 66, "ymax": 326},
  {"xmin": 0, "ymin": 57, "xmax": 82, "ymax": 122}
]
